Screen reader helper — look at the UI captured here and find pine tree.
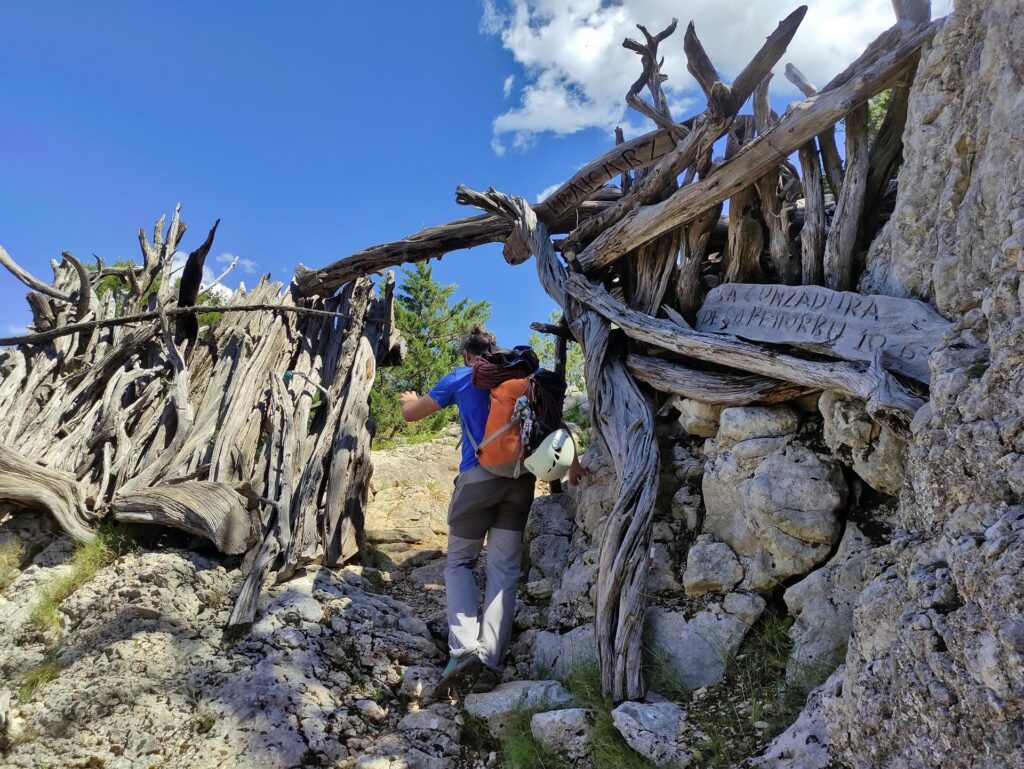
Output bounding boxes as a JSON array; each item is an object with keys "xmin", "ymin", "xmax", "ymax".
[{"xmin": 372, "ymin": 262, "xmax": 491, "ymax": 441}]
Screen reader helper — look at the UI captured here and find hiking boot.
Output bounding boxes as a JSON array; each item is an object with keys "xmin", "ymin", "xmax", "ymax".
[
  {"xmin": 468, "ymin": 665, "xmax": 501, "ymax": 693},
  {"xmin": 437, "ymin": 652, "xmax": 483, "ymax": 694}
]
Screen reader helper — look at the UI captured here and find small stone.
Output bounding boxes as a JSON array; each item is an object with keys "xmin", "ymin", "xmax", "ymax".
[
  {"xmin": 531, "ymin": 708, "xmax": 593, "ymax": 760},
  {"xmin": 464, "ymin": 680, "xmax": 572, "ymax": 736},
  {"xmin": 683, "ymin": 541, "xmax": 744, "ymax": 596},
  {"xmin": 525, "ymin": 578, "xmax": 553, "ymax": 599},
  {"xmin": 611, "ymin": 700, "xmax": 692, "ymax": 768}
]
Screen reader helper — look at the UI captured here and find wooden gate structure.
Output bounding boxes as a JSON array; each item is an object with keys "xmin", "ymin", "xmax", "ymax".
[{"xmin": 0, "ymin": 1, "xmax": 937, "ymax": 700}]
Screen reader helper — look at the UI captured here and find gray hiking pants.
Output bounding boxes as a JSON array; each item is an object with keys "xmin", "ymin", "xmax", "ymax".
[{"xmin": 444, "ymin": 465, "xmax": 535, "ymax": 669}]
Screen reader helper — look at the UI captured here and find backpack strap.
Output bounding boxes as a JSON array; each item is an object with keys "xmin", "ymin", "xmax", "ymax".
[{"xmin": 472, "ymin": 419, "xmax": 518, "ymax": 456}]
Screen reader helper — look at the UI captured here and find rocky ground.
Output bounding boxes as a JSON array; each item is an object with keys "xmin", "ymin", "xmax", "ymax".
[{"xmin": 1, "ymin": 393, "xmax": 906, "ymax": 769}]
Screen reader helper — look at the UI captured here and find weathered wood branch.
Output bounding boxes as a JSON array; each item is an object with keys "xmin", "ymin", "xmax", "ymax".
[
  {"xmin": 824, "ymin": 102, "xmax": 869, "ymax": 291},
  {"xmin": 626, "ymin": 354, "xmax": 812, "ymax": 404},
  {"xmin": 111, "ymin": 482, "xmax": 257, "ymax": 555},
  {"xmin": 563, "ymin": 272, "xmax": 925, "ymax": 433},
  {"xmin": 0, "ymin": 442, "xmax": 95, "ymax": 542},
  {"xmin": 0, "ymin": 245, "xmax": 74, "ymax": 303},
  {"xmin": 573, "ymin": 20, "xmax": 938, "ymax": 273},
  {"xmin": 0, "ymin": 303, "xmax": 353, "ymax": 347},
  {"xmin": 799, "ymin": 137, "xmax": 827, "ymax": 285},
  {"xmin": 784, "ymin": 64, "xmax": 844, "ymax": 197}
]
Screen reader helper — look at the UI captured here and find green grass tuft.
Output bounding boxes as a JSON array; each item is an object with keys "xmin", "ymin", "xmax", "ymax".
[
  {"xmin": 0, "ymin": 539, "xmax": 26, "ymax": 592},
  {"xmin": 496, "ymin": 707, "xmax": 570, "ymax": 769},
  {"xmin": 18, "ymin": 655, "xmax": 64, "ymax": 703},
  {"xmin": 561, "ymin": 662, "xmax": 657, "ymax": 769},
  {"xmin": 27, "ymin": 524, "xmax": 136, "ymax": 634},
  {"xmin": 687, "ymin": 608, "xmax": 836, "ymax": 768}
]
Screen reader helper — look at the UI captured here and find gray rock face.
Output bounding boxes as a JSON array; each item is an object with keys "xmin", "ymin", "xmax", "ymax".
[
  {"xmin": 531, "ymin": 707, "xmax": 593, "ymax": 760},
  {"xmin": 529, "ymin": 623, "xmax": 597, "ymax": 679},
  {"xmin": 751, "ymin": 668, "xmax": 844, "ymax": 769},
  {"xmin": 525, "ymin": 496, "xmax": 574, "ymax": 583},
  {"xmin": 550, "ymin": 547, "xmax": 598, "ymax": 626},
  {"xmin": 611, "ymin": 700, "xmax": 692, "ymax": 768},
  {"xmin": 683, "ymin": 537, "xmax": 744, "ymax": 596},
  {"xmin": 464, "ymin": 680, "xmax": 572, "ymax": 736},
  {"xmin": 824, "ymin": 2, "xmax": 1024, "ymax": 767},
  {"xmin": 819, "ymin": 391, "xmax": 907, "ymax": 496},
  {"xmin": 703, "ymin": 408, "xmax": 847, "ymax": 591},
  {"xmin": 784, "ymin": 525, "xmax": 872, "ymax": 679},
  {"xmin": 570, "ymin": 446, "xmax": 617, "ymax": 538},
  {"xmin": 645, "ymin": 594, "xmax": 765, "ymax": 690}
]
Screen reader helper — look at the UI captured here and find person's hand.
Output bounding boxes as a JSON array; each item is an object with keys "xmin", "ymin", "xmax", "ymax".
[
  {"xmin": 568, "ymin": 457, "xmax": 588, "ymax": 486},
  {"xmin": 399, "ymin": 391, "xmax": 419, "ymax": 408}
]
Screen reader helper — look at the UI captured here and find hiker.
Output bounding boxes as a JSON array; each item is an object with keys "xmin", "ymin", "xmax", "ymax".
[{"xmin": 399, "ymin": 324, "xmax": 583, "ymax": 692}]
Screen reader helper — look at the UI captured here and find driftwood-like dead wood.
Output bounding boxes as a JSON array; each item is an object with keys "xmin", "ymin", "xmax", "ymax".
[
  {"xmin": 695, "ymin": 283, "xmax": 949, "ymax": 383},
  {"xmin": 799, "ymin": 137, "xmax": 827, "ymax": 286},
  {"xmin": 562, "ymin": 7, "xmax": 806, "ymax": 260},
  {"xmin": 112, "ymin": 482, "xmax": 257, "ymax": 555},
  {"xmin": 175, "ymin": 219, "xmax": 221, "ymax": 347},
  {"xmin": 0, "ymin": 245, "xmax": 74, "ymax": 303},
  {"xmin": 572, "ymin": 20, "xmax": 938, "ymax": 274},
  {"xmin": 723, "ymin": 117, "xmax": 763, "ymax": 285},
  {"xmin": 563, "ymin": 272, "xmax": 925, "ymax": 433},
  {"xmin": 753, "ymin": 75, "xmax": 799, "ymax": 284},
  {"xmin": 457, "ymin": 184, "xmax": 659, "ymax": 701},
  {"xmin": 0, "ymin": 303, "xmax": 353, "ymax": 348},
  {"xmin": 0, "ymin": 442, "xmax": 95, "ymax": 542},
  {"xmin": 824, "ymin": 103, "xmax": 870, "ymax": 291},
  {"xmin": 676, "ymin": 202, "xmax": 720, "ymax": 322},
  {"xmin": 626, "ymin": 354, "xmax": 811, "ymax": 404},
  {"xmin": 784, "ymin": 64, "xmax": 844, "ymax": 198}
]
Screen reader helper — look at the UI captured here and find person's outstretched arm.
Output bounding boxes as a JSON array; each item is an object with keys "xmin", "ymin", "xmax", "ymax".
[{"xmin": 400, "ymin": 391, "xmax": 441, "ymax": 423}]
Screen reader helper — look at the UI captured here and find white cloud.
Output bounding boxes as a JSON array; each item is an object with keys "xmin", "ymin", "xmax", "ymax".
[
  {"xmin": 169, "ymin": 249, "xmax": 245, "ymax": 299},
  {"xmin": 483, "ymin": 0, "xmax": 956, "ymax": 153},
  {"xmin": 535, "ymin": 182, "xmax": 562, "ymax": 203},
  {"xmin": 215, "ymin": 251, "xmax": 258, "ymax": 274},
  {"xmin": 502, "ymin": 74, "xmax": 516, "ymax": 99}
]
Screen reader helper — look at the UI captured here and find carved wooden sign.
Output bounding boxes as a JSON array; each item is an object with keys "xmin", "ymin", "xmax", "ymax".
[{"xmin": 695, "ymin": 284, "xmax": 951, "ymax": 383}]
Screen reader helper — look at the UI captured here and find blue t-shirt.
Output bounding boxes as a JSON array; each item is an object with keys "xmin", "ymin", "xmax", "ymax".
[{"xmin": 428, "ymin": 367, "xmax": 490, "ymax": 472}]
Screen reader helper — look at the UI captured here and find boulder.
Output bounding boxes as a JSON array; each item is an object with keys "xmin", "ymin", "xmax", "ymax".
[
  {"xmin": 611, "ymin": 700, "xmax": 692, "ymax": 768},
  {"xmin": 703, "ymin": 422, "xmax": 846, "ymax": 591},
  {"xmin": 645, "ymin": 594, "xmax": 766, "ymax": 689},
  {"xmin": 529, "ymin": 623, "xmax": 597, "ymax": 679},
  {"xmin": 715, "ymin": 406, "xmax": 800, "ymax": 449},
  {"xmin": 531, "ymin": 708, "xmax": 593, "ymax": 760},
  {"xmin": 648, "ymin": 543, "xmax": 685, "ymax": 597},
  {"xmin": 784, "ymin": 524, "xmax": 872, "ymax": 679},
  {"xmin": 673, "ymin": 398, "xmax": 724, "ymax": 438},
  {"xmin": 819, "ymin": 391, "xmax": 907, "ymax": 495},
  {"xmin": 683, "ymin": 537, "xmax": 744, "ymax": 596},
  {"xmin": 464, "ymin": 680, "xmax": 572, "ymax": 736}
]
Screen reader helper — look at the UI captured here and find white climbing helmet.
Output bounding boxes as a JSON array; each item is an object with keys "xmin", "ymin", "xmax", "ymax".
[{"xmin": 524, "ymin": 429, "xmax": 575, "ymax": 482}]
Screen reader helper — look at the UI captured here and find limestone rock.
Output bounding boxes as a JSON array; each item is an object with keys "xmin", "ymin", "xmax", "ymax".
[
  {"xmin": 611, "ymin": 700, "xmax": 692, "ymax": 768},
  {"xmin": 550, "ymin": 548, "xmax": 598, "ymax": 625},
  {"xmin": 669, "ymin": 486, "xmax": 702, "ymax": 532},
  {"xmin": 531, "ymin": 708, "xmax": 593, "ymax": 760},
  {"xmin": 645, "ymin": 594, "xmax": 765, "ymax": 689},
  {"xmin": 784, "ymin": 525, "xmax": 872, "ymax": 679},
  {"xmin": 673, "ymin": 398, "xmax": 724, "ymax": 438},
  {"xmin": 827, "ymin": 1, "xmax": 1024, "ymax": 765},
  {"xmin": 648, "ymin": 543, "xmax": 685, "ymax": 597},
  {"xmin": 464, "ymin": 680, "xmax": 572, "ymax": 736},
  {"xmin": 529, "ymin": 623, "xmax": 597, "ymax": 679},
  {"xmin": 525, "ymin": 496, "xmax": 574, "ymax": 583},
  {"xmin": 819, "ymin": 391, "xmax": 907, "ymax": 495},
  {"xmin": 715, "ymin": 406, "xmax": 800, "ymax": 449},
  {"xmin": 683, "ymin": 537, "xmax": 744, "ymax": 596},
  {"xmin": 750, "ymin": 668, "xmax": 844, "ymax": 768},
  {"xmin": 703, "ymin": 430, "xmax": 847, "ymax": 591},
  {"xmin": 570, "ymin": 446, "xmax": 616, "ymax": 537}
]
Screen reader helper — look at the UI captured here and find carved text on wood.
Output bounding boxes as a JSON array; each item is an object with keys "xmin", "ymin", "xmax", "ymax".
[{"xmin": 695, "ymin": 284, "xmax": 951, "ymax": 383}]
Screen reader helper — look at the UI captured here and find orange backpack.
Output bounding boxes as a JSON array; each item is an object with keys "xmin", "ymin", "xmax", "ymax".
[{"xmin": 465, "ymin": 378, "xmax": 529, "ymax": 477}]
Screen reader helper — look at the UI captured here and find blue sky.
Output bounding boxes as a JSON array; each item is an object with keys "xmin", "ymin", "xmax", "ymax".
[{"xmin": 0, "ymin": 1, "xmax": 949, "ymax": 346}]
